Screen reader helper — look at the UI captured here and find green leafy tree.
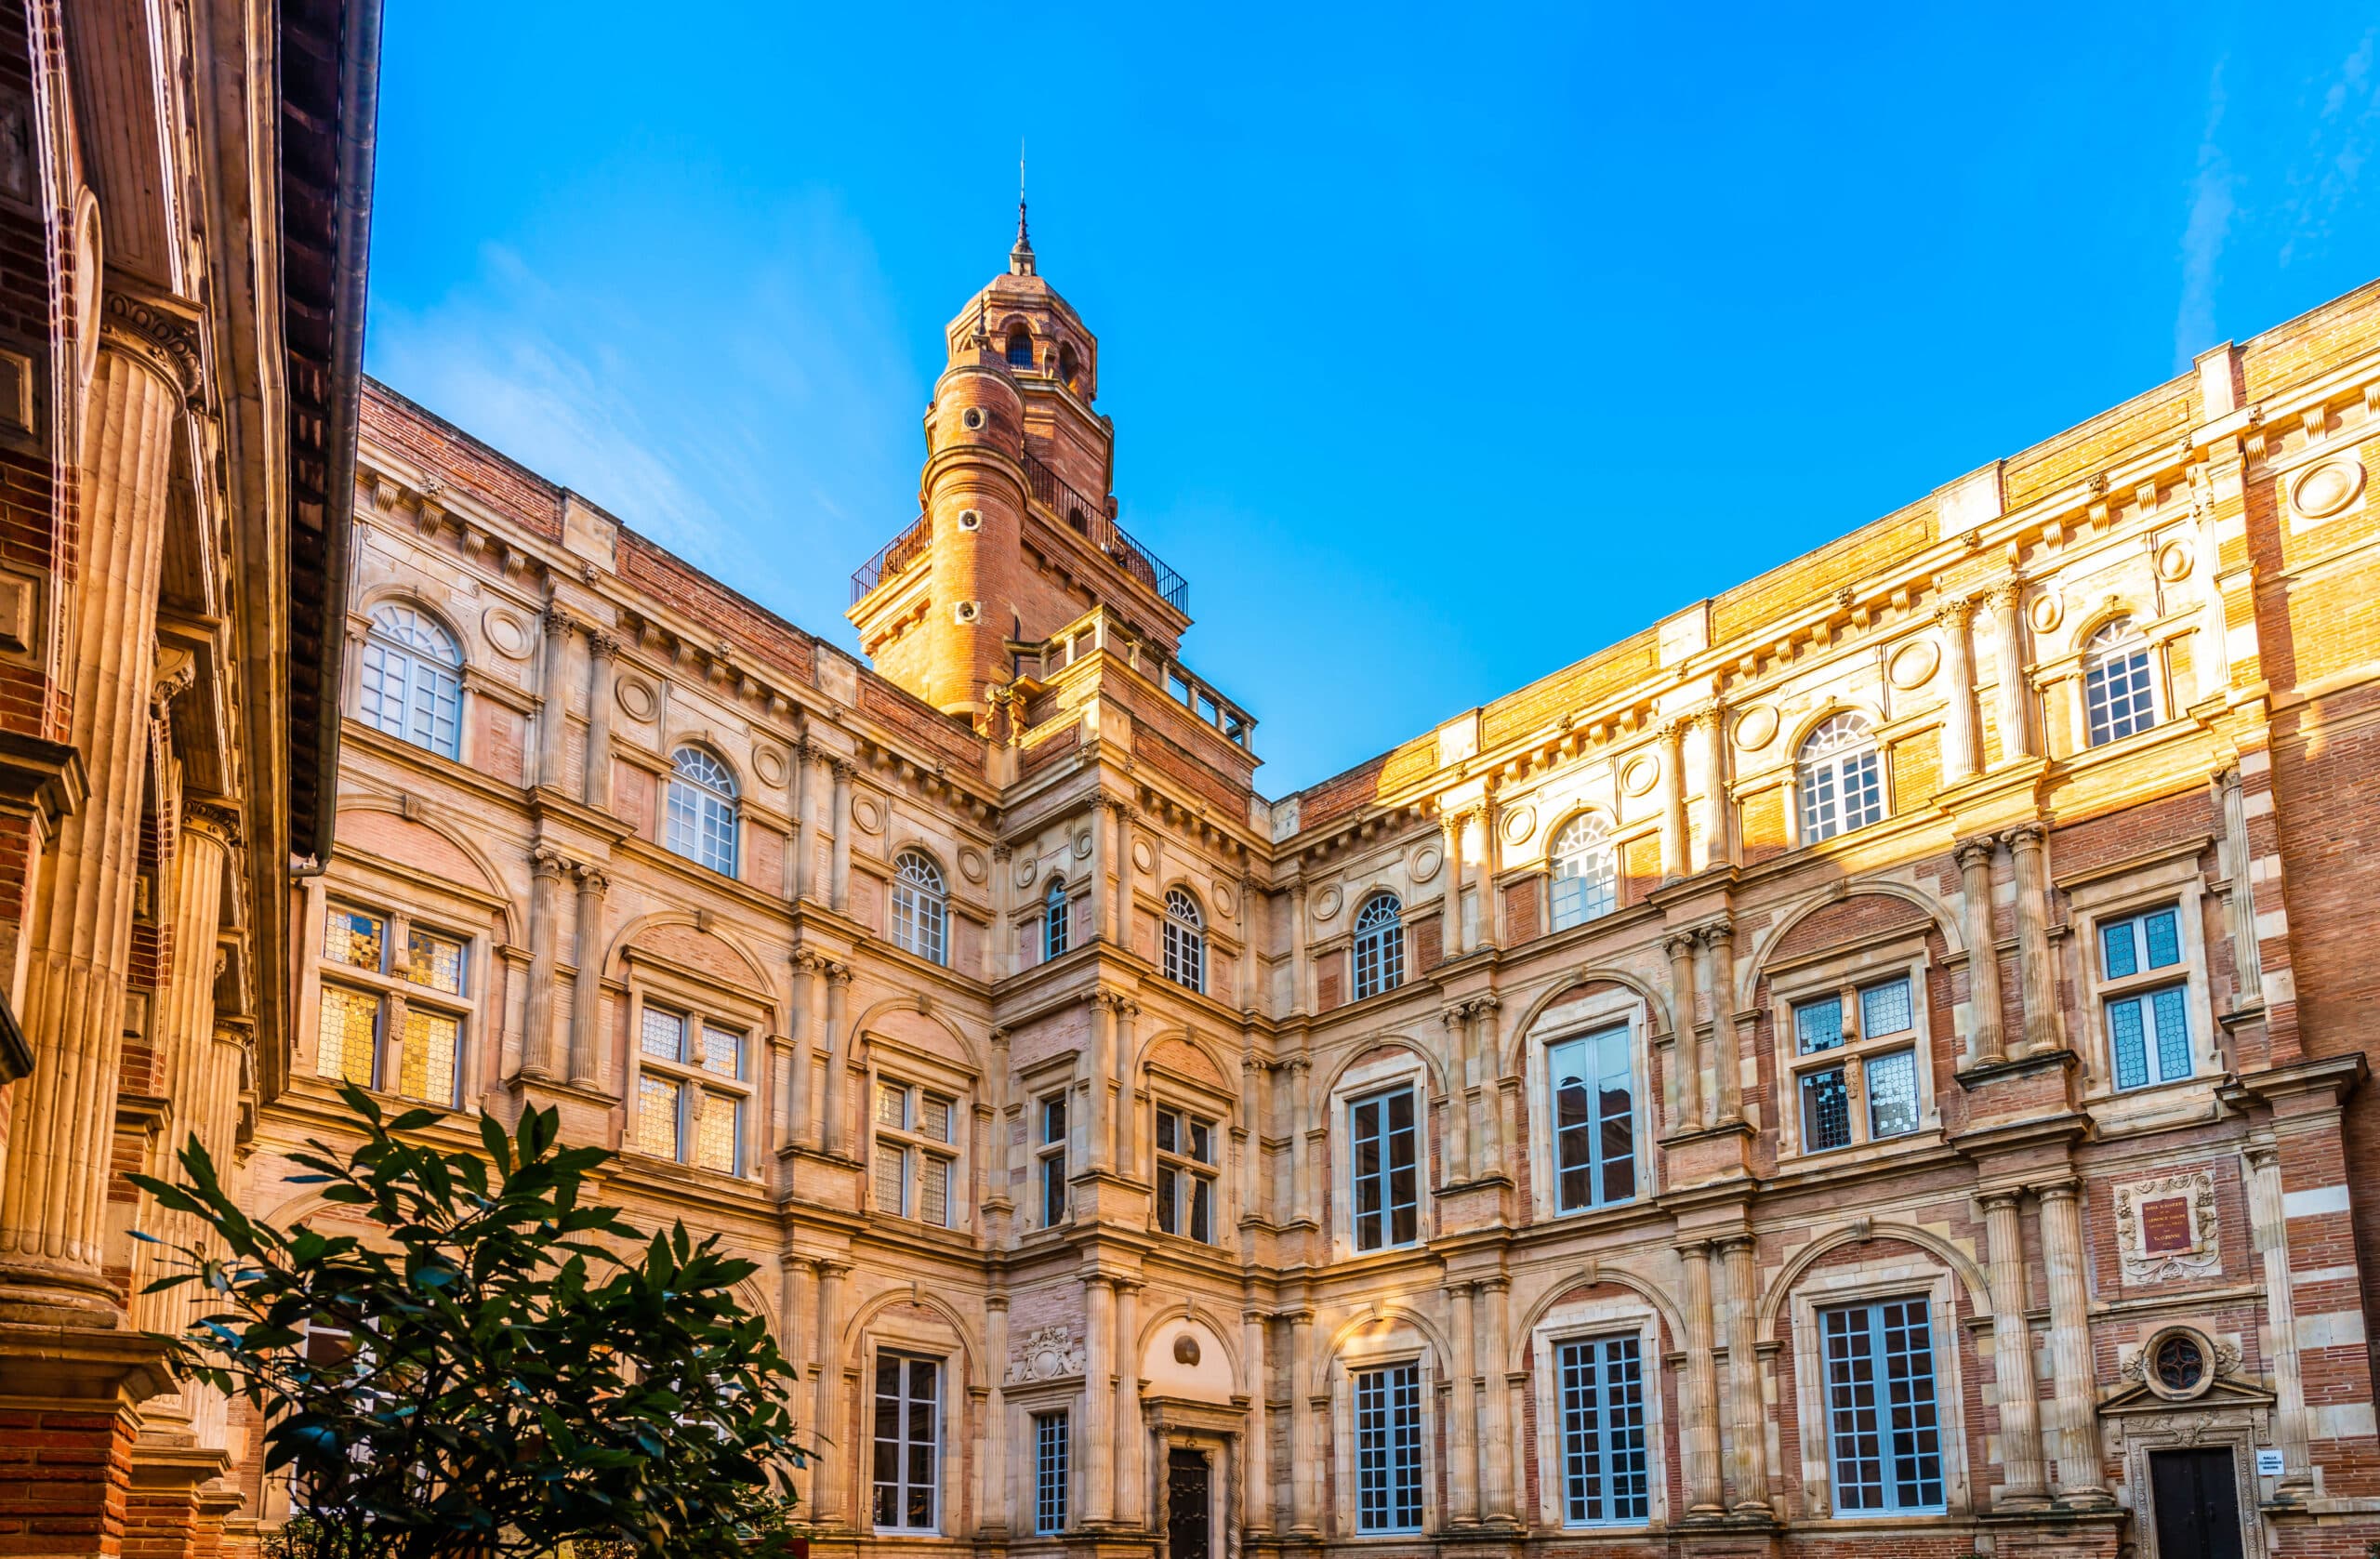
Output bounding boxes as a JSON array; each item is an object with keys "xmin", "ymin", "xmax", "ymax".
[{"xmin": 133, "ymin": 1084, "xmax": 807, "ymax": 1559}]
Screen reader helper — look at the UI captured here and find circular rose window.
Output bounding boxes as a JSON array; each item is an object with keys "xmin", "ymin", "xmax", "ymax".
[{"xmin": 2141, "ymin": 1325, "xmax": 2218, "ymax": 1402}]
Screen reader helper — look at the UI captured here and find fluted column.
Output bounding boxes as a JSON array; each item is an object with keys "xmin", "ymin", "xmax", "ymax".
[
  {"xmin": 1678, "ymin": 1241, "xmax": 1725, "ymax": 1515},
  {"xmin": 1932, "ymin": 599, "xmax": 1977, "ymax": 783},
  {"xmin": 991, "ymin": 845, "xmax": 1013, "ymax": 979},
  {"xmin": 1955, "ymin": 838, "xmax": 2006, "ymax": 1066},
  {"xmin": 2216, "ymin": 769, "xmax": 2265, "ymax": 1007},
  {"xmin": 795, "ymin": 740, "xmax": 825, "ymax": 904},
  {"xmin": 2004, "ymin": 824, "xmax": 2060, "ymax": 1056},
  {"xmin": 1659, "ymin": 720, "xmax": 1691, "ymax": 882},
  {"xmin": 537, "ymin": 607, "xmax": 574, "ymax": 788},
  {"xmin": 567, "ymin": 865, "xmax": 608, "ymax": 1085},
  {"xmin": 1702, "ymin": 921, "xmax": 1740, "ymax": 1124},
  {"xmin": 1088, "ymin": 796, "xmax": 1109, "ymax": 945},
  {"xmin": 583, "ymin": 631, "xmax": 618, "ymax": 810},
  {"xmin": 1240, "ymin": 1053, "xmax": 1266, "ymax": 1227},
  {"xmin": 1288, "ymin": 1309, "xmax": 1318, "ymax": 1533},
  {"xmin": 521, "ymin": 848, "xmax": 567, "ymax": 1077},
  {"xmin": 812, "ymin": 1262, "xmax": 849, "ymax": 1523},
  {"xmin": 1990, "ymin": 585, "xmax": 2035, "ymax": 762},
  {"xmin": 1480, "ymin": 1275, "xmax": 1516, "ymax": 1523},
  {"xmin": 1088, "ymin": 992, "xmax": 1117, "ymax": 1174},
  {"xmin": 1476, "ymin": 997, "xmax": 1507, "ymax": 1180},
  {"xmin": 1439, "ymin": 1005, "xmax": 1472, "ymax": 1183},
  {"xmin": 1113, "ymin": 1278, "xmax": 1144, "ymax": 1526},
  {"xmin": 2243, "ymin": 1143, "xmax": 2314, "ymax": 1497},
  {"xmin": 1693, "ymin": 707, "xmax": 1731, "ymax": 872},
  {"xmin": 1083, "ymin": 1275, "xmax": 1116, "ymax": 1523},
  {"xmin": 0, "ymin": 328, "xmax": 177, "ymax": 1313},
  {"xmin": 1448, "ymin": 1279, "xmax": 1480, "ymax": 1524},
  {"xmin": 828, "ymin": 759, "xmax": 854, "ymax": 912},
  {"xmin": 1109, "ymin": 799, "xmax": 1132, "ymax": 942},
  {"xmin": 2037, "ymin": 1182, "xmax": 2107, "ymax": 1502},
  {"xmin": 1289, "ymin": 1055, "xmax": 1316, "ymax": 1225},
  {"xmin": 820, "ymin": 963, "xmax": 852, "ymax": 1156},
  {"xmin": 1440, "ymin": 806, "xmax": 1468, "ymax": 959},
  {"xmin": 982, "ymin": 1295, "xmax": 1011, "ymax": 1533},
  {"xmin": 1667, "ymin": 933, "xmax": 1703, "ymax": 1132},
  {"xmin": 1242, "ymin": 1307, "xmax": 1272, "ymax": 1530},
  {"xmin": 1718, "ymin": 1235, "xmax": 1770, "ymax": 1514},
  {"xmin": 1288, "ymin": 879, "xmax": 1310, "ymax": 1011},
  {"xmin": 788, "ymin": 951, "xmax": 821, "ymax": 1150},
  {"xmin": 1236, "ymin": 872, "xmax": 1259, "ymax": 1011},
  {"xmin": 784, "ymin": 1257, "xmax": 817, "ymax": 1506},
  {"xmin": 1979, "ymin": 1191, "xmax": 2047, "ymax": 1507},
  {"xmin": 1112, "ymin": 998, "xmax": 1139, "ymax": 1177},
  {"xmin": 1477, "ymin": 791, "xmax": 1504, "ymax": 951}
]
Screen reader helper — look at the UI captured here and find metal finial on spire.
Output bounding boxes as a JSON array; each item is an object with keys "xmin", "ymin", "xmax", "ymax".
[{"xmin": 1010, "ymin": 138, "xmax": 1036, "ymax": 275}]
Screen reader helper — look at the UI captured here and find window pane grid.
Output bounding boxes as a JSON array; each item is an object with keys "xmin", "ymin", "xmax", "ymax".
[
  {"xmin": 2085, "ymin": 644, "xmax": 2156, "ymax": 745},
  {"xmin": 1351, "ymin": 1089, "xmax": 1419, "ymax": 1250},
  {"xmin": 637, "ymin": 1076, "xmax": 682, "ymax": 1160},
  {"xmin": 1033, "ymin": 1413, "xmax": 1068, "ymax": 1534},
  {"xmin": 1162, "ymin": 889, "xmax": 1205, "ymax": 992},
  {"xmin": 695, "ymin": 1091, "xmax": 740, "ymax": 1174},
  {"xmin": 324, "ymin": 906, "xmax": 386, "ymax": 971},
  {"xmin": 1551, "ymin": 1025, "xmax": 1634, "ymax": 1213},
  {"xmin": 1354, "ymin": 1363, "xmax": 1422, "ymax": 1532},
  {"xmin": 1858, "ymin": 977, "xmax": 1912, "ymax": 1037},
  {"xmin": 316, "ymin": 984, "xmax": 380, "ymax": 1089},
  {"xmin": 398, "ymin": 1008, "xmax": 460, "ymax": 1106},
  {"xmin": 872, "ymin": 1354, "xmax": 940, "ymax": 1531},
  {"xmin": 641, "ymin": 1007, "xmax": 685, "ymax": 1062},
  {"xmin": 1798, "ymin": 715, "xmax": 1884, "ymax": 842},
  {"xmin": 892, "ymin": 852, "xmax": 948, "ymax": 964},
  {"xmin": 1801, "ymin": 1066, "xmax": 1852, "ymax": 1151},
  {"xmin": 1863, "ymin": 1049, "xmax": 1919, "ymax": 1140},
  {"xmin": 1352, "ymin": 894, "xmax": 1404, "ymax": 999},
  {"xmin": 1794, "ymin": 996, "xmax": 1845, "ymax": 1054},
  {"xmin": 360, "ymin": 606, "xmax": 464, "ymax": 760},
  {"xmin": 1549, "ymin": 815, "xmax": 1620, "ymax": 931},
  {"xmin": 875, "ymin": 1143, "xmax": 910, "ymax": 1216},
  {"xmin": 1823, "ymin": 1299, "xmax": 1944, "ymax": 1514},
  {"xmin": 2109, "ymin": 983, "xmax": 2194, "ymax": 1090},
  {"xmin": 1559, "ymin": 1335, "xmax": 1648, "ymax": 1526}
]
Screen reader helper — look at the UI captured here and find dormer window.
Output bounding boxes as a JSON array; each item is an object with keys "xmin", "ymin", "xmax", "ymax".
[{"xmin": 1006, "ymin": 328, "xmax": 1033, "ymax": 369}]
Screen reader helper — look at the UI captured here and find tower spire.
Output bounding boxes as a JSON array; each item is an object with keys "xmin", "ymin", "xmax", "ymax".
[{"xmin": 1010, "ymin": 138, "xmax": 1036, "ymax": 276}]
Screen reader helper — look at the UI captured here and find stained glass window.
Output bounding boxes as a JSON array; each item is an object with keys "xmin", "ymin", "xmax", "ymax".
[
  {"xmin": 316, "ymin": 984, "xmax": 379, "ymax": 1088},
  {"xmin": 402, "ymin": 927, "xmax": 464, "ymax": 993},
  {"xmin": 324, "ymin": 905, "xmax": 385, "ymax": 971},
  {"xmin": 399, "ymin": 1008, "xmax": 460, "ymax": 1106}
]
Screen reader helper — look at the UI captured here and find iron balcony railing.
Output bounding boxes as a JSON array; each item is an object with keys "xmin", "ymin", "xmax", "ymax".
[
  {"xmin": 1020, "ymin": 449, "xmax": 1188, "ymax": 613},
  {"xmin": 847, "ymin": 454, "xmax": 1189, "ymax": 614},
  {"xmin": 849, "ymin": 513, "xmax": 931, "ymax": 606}
]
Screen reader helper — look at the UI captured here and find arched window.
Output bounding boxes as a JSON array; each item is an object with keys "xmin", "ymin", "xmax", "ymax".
[
  {"xmin": 1352, "ymin": 893, "xmax": 1403, "ymax": 1000},
  {"xmin": 1162, "ymin": 887, "xmax": 1205, "ymax": 993},
  {"xmin": 664, "ymin": 747, "xmax": 738, "ymax": 876},
  {"xmin": 1797, "ymin": 713, "xmax": 1884, "ymax": 843},
  {"xmin": 2082, "ymin": 617, "xmax": 2158, "ymax": 746},
  {"xmin": 357, "ymin": 602, "xmax": 464, "ymax": 759},
  {"xmin": 892, "ymin": 851, "xmax": 948, "ymax": 965},
  {"xmin": 1005, "ymin": 327, "xmax": 1033, "ymax": 369},
  {"xmin": 1548, "ymin": 813, "xmax": 1619, "ymax": 931},
  {"xmin": 1042, "ymin": 876, "xmax": 1071, "ymax": 961}
]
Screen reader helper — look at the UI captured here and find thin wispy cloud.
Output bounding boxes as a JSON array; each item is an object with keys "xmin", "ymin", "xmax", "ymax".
[
  {"xmin": 2280, "ymin": 27, "xmax": 2378, "ymax": 266},
  {"xmin": 2175, "ymin": 59, "xmax": 2234, "ymax": 371}
]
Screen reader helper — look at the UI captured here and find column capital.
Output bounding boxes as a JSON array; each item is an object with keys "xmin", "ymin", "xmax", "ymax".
[
  {"xmin": 992, "ymin": 842, "xmax": 1012, "ymax": 863},
  {"xmin": 1932, "ymin": 593, "xmax": 1978, "ymax": 628},
  {"xmin": 813, "ymin": 1259, "xmax": 853, "ymax": 1280},
  {"xmin": 1476, "ymin": 1273, "xmax": 1512, "ymax": 1293},
  {"xmin": 1439, "ymin": 1004, "xmax": 1469, "ymax": 1031},
  {"xmin": 2242, "ymin": 1140, "xmax": 2281, "ymax": 1171},
  {"xmin": 588, "ymin": 630, "xmax": 622, "ymax": 661},
  {"xmin": 530, "ymin": 844, "xmax": 571, "ymax": 880},
  {"xmin": 100, "ymin": 288, "xmax": 203, "ymax": 398},
  {"xmin": 1713, "ymin": 1232, "xmax": 1756, "ymax": 1256},
  {"xmin": 573, "ymin": 862, "xmax": 610, "ymax": 894},
  {"xmin": 1664, "ymin": 931, "xmax": 1699, "ymax": 959},
  {"xmin": 792, "ymin": 946, "xmax": 830, "ymax": 975},
  {"xmin": 181, "ymin": 799, "xmax": 243, "ymax": 851},
  {"xmin": 1952, "ymin": 834, "xmax": 1999, "ymax": 870},
  {"xmin": 1673, "ymin": 1237, "xmax": 1715, "ymax": 1262},
  {"xmin": 1696, "ymin": 917, "xmax": 1735, "ymax": 948},
  {"xmin": 2032, "ymin": 1176, "xmax": 2082, "ymax": 1205},
  {"xmin": 989, "ymin": 1025, "xmax": 1011, "ymax": 1048},
  {"xmin": 1976, "ymin": 1186, "xmax": 2026, "ymax": 1214},
  {"xmin": 1988, "ymin": 581, "xmax": 2026, "ymax": 614},
  {"xmin": 1286, "ymin": 1053, "xmax": 1312, "ymax": 1077},
  {"xmin": 540, "ymin": 603, "xmax": 577, "ymax": 641},
  {"xmin": 827, "ymin": 756, "xmax": 858, "ymax": 782},
  {"xmin": 822, "ymin": 960, "xmax": 855, "ymax": 987},
  {"xmin": 2001, "ymin": 819, "xmax": 2047, "ymax": 850}
]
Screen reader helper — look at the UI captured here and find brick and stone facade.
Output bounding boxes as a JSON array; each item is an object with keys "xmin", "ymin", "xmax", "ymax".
[{"xmin": 270, "ymin": 224, "xmax": 2380, "ymax": 1559}]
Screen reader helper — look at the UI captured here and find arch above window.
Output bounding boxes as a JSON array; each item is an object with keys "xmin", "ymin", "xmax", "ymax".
[
  {"xmin": 1548, "ymin": 813, "xmax": 1619, "ymax": 931},
  {"xmin": 358, "ymin": 602, "xmax": 464, "ymax": 759},
  {"xmin": 1042, "ymin": 876, "xmax": 1071, "ymax": 961},
  {"xmin": 1005, "ymin": 327, "xmax": 1034, "ymax": 370},
  {"xmin": 1797, "ymin": 713, "xmax": 1884, "ymax": 843},
  {"xmin": 665, "ymin": 746, "xmax": 739, "ymax": 876},
  {"xmin": 893, "ymin": 849, "xmax": 949, "ymax": 965},
  {"xmin": 1162, "ymin": 887, "xmax": 1206, "ymax": 993},
  {"xmin": 2082, "ymin": 616, "xmax": 2158, "ymax": 746},
  {"xmin": 1352, "ymin": 892, "xmax": 1403, "ymax": 1000}
]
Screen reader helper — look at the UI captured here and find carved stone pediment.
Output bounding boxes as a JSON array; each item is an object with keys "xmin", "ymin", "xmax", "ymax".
[{"xmin": 1005, "ymin": 1323, "xmax": 1084, "ymax": 1385}]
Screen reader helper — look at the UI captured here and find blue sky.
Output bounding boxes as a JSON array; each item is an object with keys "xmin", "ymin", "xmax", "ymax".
[{"xmin": 366, "ymin": 4, "xmax": 2380, "ymax": 797}]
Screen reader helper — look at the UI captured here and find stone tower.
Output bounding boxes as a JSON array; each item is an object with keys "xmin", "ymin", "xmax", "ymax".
[{"xmin": 848, "ymin": 209, "xmax": 1190, "ymax": 719}]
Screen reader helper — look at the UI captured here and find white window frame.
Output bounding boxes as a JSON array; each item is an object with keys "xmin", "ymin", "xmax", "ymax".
[
  {"xmin": 356, "ymin": 601, "xmax": 465, "ymax": 760},
  {"xmin": 313, "ymin": 897, "xmax": 478, "ymax": 1108},
  {"xmin": 1329, "ymin": 1050, "xmax": 1432, "ymax": 1260},
  {"xmin": 2068, "ymin": 862, "xmax": 2219, "ymax": 1107},
  {"xmin": 1162, "ymin": 886, "xmax": 1206, "ymax": 992},
  {"xmin": 1351, "ymin": 892, "xmax": 1404, "ymax": 1000},
  {"xmin": 870, "ymin": 1073, "xmax": 962, "ymax": 1229},
  {"xmin": 1544, "ymin": 1023, "xmax": 1641, "ymax": 1216},
  {"xmin": 1032, "ymin": 1410, "xmax": 1068, "ymax": 1534},
  {"xmin": 664, "ymin": 746, "xmax": 739, "ymax": 877},
  {"xmin": 1795, "ymin": 712, "xmax": 1887, "ymax": 844},
  {"xmin": 1547, "ymin": 812, "xmax": 1620, "ymax": 931},
  {"xmin": 1770, "ymin": 941, "xmax": 1938, "ymax": 1163},
  {"xmin": 628, "ymin": 997, "xmax": 754, "ymax": 1177},
  {"xmin": 1152, "ymin": 1103, "xmax": 1219, "ymax": 1244},
  {"xmin": 2082, "ymin": 617, "xmax": 2161, "ymax": 746},
  {"xmin": 1329, "ymin": 1325, "xmax": 1438, "ymax": 1537},
  {"xmin": 1786, "ymin": 1255, "xmax": 1970, "ymax": 1520},
  {"xmin": 870, "ymin": 1350, "xmax": 944, "ymax": 1533},
  {"xmin": 892, "ymin": 850, "xmax": 949, "ymax": 965},
  {"xmin": 1529, "ymin": 1294, "xmax": 1665, "ymax": 1529},
  {"xmin": 1523, "ymin": 985, "xmax": 1652, "ymax": 1222},
  {"xmin": 1351, "ymin": 1360, "xmax": 1425, "ymax": 1533}
]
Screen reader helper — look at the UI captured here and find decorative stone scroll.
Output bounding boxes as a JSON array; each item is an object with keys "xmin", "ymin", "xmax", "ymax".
[
  {"xmin": 1004, "ymin": 1323, "xmax": 1085, "ymax": 1384},
  {"xmin": 2113, "ymin": 1169, "xmax": 2220, "ymax": 1286}
]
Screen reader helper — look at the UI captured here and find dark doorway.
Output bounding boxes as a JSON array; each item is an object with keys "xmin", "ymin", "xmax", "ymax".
[
  {"xmin": 1166, "ymin": 1447, "xmax": 1210, "ymax": 1559},
  {"xmin": 2149, "ymin": 1447, "xmax": 2244, "ymax": 1559}
]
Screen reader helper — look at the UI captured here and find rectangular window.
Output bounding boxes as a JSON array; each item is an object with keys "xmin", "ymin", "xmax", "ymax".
[
  {"xmin": 1038, "ymin": 1092, "xmax": 1069, "ymax": 1228},
  {"xmin": 316, "ymin": 983, "xmax": 381, "ymax": 1089},
  {"xmin": 1801, "ymin": 1065, "xmax": 1852, "ymax": 1151},
  {"xmin": 1033, "ymin": 1412, "xmax": 1068, "ymax": 1534},
  {"xmin": 1790, "ymin": 968, "xmax": 1927, "ymax": 1154},
  {"xmin": 402, "ymin": 926, "xmax": 465, "ymax": 994},
  {"xmin": 1353, "ymin": 1362, "xmax": 1423, "ymax": 1532},
  {"xmin": 634, "ymin": 1003, "xmax": 752, "ymax": 1174},
  {"xmin": 315, "ymin": 901, "xmax": 472, "ymax": 1104},
  {"xmin": 1349, "ymin": 1087, "xmax": 1419, "ymax": 1251},
  {"xmin": 1862, "ymin": 1050, "xmax": 1920, "ymax": 1140},
  {"xmin": 1793, "ymin": 995, "xmax": 1846, "ymax": 1053},
  {"xmin": 871, "ymin": 1354, "xmax": 940, "ymax": 1531},
  {"xmin": 1550, "ymin": 1024, "xmax": 1635, "ymax": 1213},
  {"xmin": 1858, "ymin": 976, "xmax": 1912, "ymax": 1037},
  {"xmin": 398, "ymin": 1008, "xmax": 461, "ymax": 1107},
  {"xmin": 873, "ymin": 1077, "xmax": 960, "ymax": 1228},
  {"xmin": 2098, "ymin": 905, "xmax": 2194, "ymax": 1090},
  {"xmin": 1155, "ymin": 1105, "xmax": 1219, "ymax": 1243},
  {"xmin": 324, "ymin": 905, "xmax": 387, "ymax": 971},
  {"xmin": 1821, "ymin": 1298, "xmax": 1945, "ymax": 1515},
  {"xmin": 1557, "ymin": 1333, "xmax": 1649, "ymax": 1526}
]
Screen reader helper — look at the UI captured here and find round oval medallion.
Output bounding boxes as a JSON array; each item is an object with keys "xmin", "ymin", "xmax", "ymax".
[
  {"xmin": 2291, "ymin": 456, "xmax": 2365, "ymax": 521},
  {"xmin": 2028, "ymin": 590, "xmax": 2064, "ymax": 635},
  {"xmin": 1887, "ymin": 637, "xmax": 1939, "ymax": 691},
  {"xmin": 1733, "ymin": 705, "xmax": 1778, "ymax": 751},
  {"xmin": 1409, "ymin": 843, "xmax": 1443, "ymax": 884},
  {"xmin": 1014, "ymin": 853, "xmax": 1038, "ymax": 889},
  {"xmin": 2156, "ymin": 538, "xmax": 2195, "ymax": 582},
  {"xmin": 1620, "ymin": 753, "xmax": 1659, "ymax": 799},
  {"xmin": 958, "ymin": 847, "xmax": 987, "ymax": 884},
  {"xmin": 1131, "ymin": 839, "xmax": 1155, "ymax": 873},
  {"xmin": 615, "ymin": 676, "xmax": 657, "ymax": 721},
  {"xmin": 1073, "ymin": 829, "xmax": 1093, "ymax": 860},
  {"xmin": 1314, "ymin": 885, "xmax": 1342, "ymax": 921},
  {"xmin": 752, "ymin": 746, "xmax": 787, "ymax": 788},
  {"xmin": 1172, "ymin": 1333, "xmax": 1202, "ymax": 1366},
  {"xmin": 482, "ymin": 606, "xmax": 533, "ymax": 661},
  {"xmin": 852, "ymin": 797, "xmax": 882, "ymax": 834},
  {"xmin": 1212, "ymin": 882, "xmax": 1236, "ymax": 918},
  {"xmin": 1501, "ymin": 803, "xmax": 1537, "ymax": 846}
]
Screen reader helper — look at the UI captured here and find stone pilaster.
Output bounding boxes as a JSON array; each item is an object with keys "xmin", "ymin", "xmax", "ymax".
[
  {"xmin": 0, "ymin": 322, "xmax": 178, "ymax": 1317},
  {"xmin": 2243, "ymin": 1142, "xmax": 2313, "ymax": 1497},
  {"xmin": 1440, "ymin": 805, "xmax": 1468, "ymax": 958},
  {"xmin": 1937, "ymin": 598, "xmax": 1981, "ymax": 782},
  {"xmin": 1979, "ymin": 1190, "xmax": 2047, "ymax": 1507},
  {"xmin": 1667, "ymin": 933, "xmax": 1703, "ymax": 1132},
  {"xmin": 1701, "ymin": 920, "xmax": 1740, "ymax": 1124},
  {"xmin": 827, "ymin": 759, "xmax": 853, "ymax": 913},
  {"xmin": 1480, "ymin": 1275, "xmax": 1517, "ymax": 1524},
  {"xmin": 583, "ymin": 631, "xmax": 617, "ymax": 811},
  {"xmin": 1955, "ymin": 837, "xmax": 2006, "ymax": 1067},
  {"xmin": 788, "ymin": 950, "xmax": 822, "ymax": 1151},
  {"xmin": 1112, "ymin": 1278, "xmax": 1143, "ymax": 1526},
  {"xmin": 982, "ymin": 1294, "xmax": 1011, "ymax": 1534},
  {"xmin": 819, "ymin": 962, "xmax": 852, "ymax": 1156},
  {"xmin": 1439, "ymin": 1004, "xmax": 1472, "ymax": 1182},
  {"xmin": 1241, "ymin": 1306, "xmax": 1271, "ymax": 1531},
  {"xmin": 810, "ymin": 1261, "xmax": 848, "ymax": 1524},
  {"xmin": 520, "ymin": 846, "xmax": 567, "ymax": 1077},
  {"xmin": 2216, "ymin": 768, "xmax": 2265, "ymax": 1007},
  {"xmin": 1447, "ymin": 1278, "xmax": 1479, "ymax": 1525},
  {"xmin": 1693, "ymin": 706, "xmax": 1731, "ymax": 872},
  {"xmin": 2037, "ymin": 1181, "xmax": 2108, "ymax": 1504},
  {"xmin": 1990, "ymin": 584, "xmax": 2035, "ymax": 762},
  {"xmin": 1678, "ymin": 1240, "xmax": 1724, "ymax": 1515},
  {"xmin": 2004, "ymin": 824, "xmax": 2061, "ymax": 1056},
  {"xmin": 536, "ymin": 606, "xmax": 574, "ymax": 789},
  {"xmin": 1112, "ymin": 997, "xmax": 1139, "ymax": 1176},
  {"xmin": 1659, "ymin": 720, "xmax": 1690, "ymax": 882},
  {"xmin": 1288, "ymin": 1308, "xmax": 1318, "ymax": 1533},
  {"xmin": 567, "ymin": 864, "xmax": 608, "ymax": 1085},
  {"xmin": 1719, "ymin": 1235, "xmax": 1770, "ymax": 1514},
  {"xmin": 1083, "ymin": 1275, "xmax": 1116, "ymax": 1523}
]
